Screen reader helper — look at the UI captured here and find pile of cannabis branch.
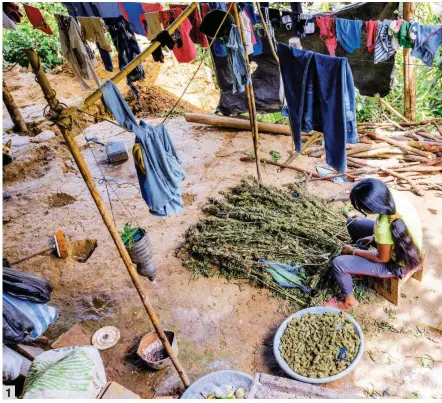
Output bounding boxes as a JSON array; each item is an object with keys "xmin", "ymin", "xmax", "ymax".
[{"xmin": 179, "ymin": 179, "xmax": 368, "ymax": 306}]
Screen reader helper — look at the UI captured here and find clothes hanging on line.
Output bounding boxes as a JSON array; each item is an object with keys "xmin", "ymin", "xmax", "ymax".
[
  {"xmin": 55, "ymin": 14, "xmax": 101, "ymax": 90},
  {"xmin": 3, "ymin": 2, "xmax": 22, "ymax": 24},
  {"xmin": 365, "ymin": 20, "xmax": 378, "ymax": 53},
  {"xmin": 118, "ymin": 2, "xmax": 146, "ymax": 36},
  {"xmin": 169, "ymin": 3, "xmax": 209, "ymax": 48},
  {"xmin": 224, "ymin": 24, "xmax": 250, "ymax": 94},
  {"xmin": 316, "ymin": 16, "xmax": 337, "ymax": 56},
  {"xmin": 23, "ymin": 4, "xmax": 53, "ymax": 35},
  {"xmin": 63, "ymin": 2, "xmax": 115, "ymax": 72},
  {"xmin": 411, "ymin": 24, "xmax": 442, "ymax": 67},
  {"xmin": 100, "ymin": 81, "xmax": 184, "ymax": 216},
  {"xmin": 278, "ymin": 43, "xmax": 358, "ymax": 173},
  {"xmin": 396, "ymin": 21, "xmax": 412, "ymax": 48},
  {"xmin": 78, "ymin": 17, "xmax": 113, "ymax": 52},
  {"xmin": 151, "ymin": 30, "xmax": 176, "ymax": 63},
  {"xmin": 374, "ymin": 20, "xmax": 395, "ymax": 64},
  {"xmin": 241, "ymin": 10, "xmax": 255, "ymax": 55},
  {"xmin": 103, "ymin": 16, "xmax": 145, "ymax": 93},
  {"xmin": 144, "ymin": 12, "xmax": 162, "ymax": 41},
  {"xmin": 3, "ymin": 11, "xmax": 16, "ymax": 30},
  {"xmin": 158, "ymin": 8, "xmax": 197, "ymax": 63},
  {"xmin": 336, "ymin": 18, "xmax": 363, "ymax": 53}
]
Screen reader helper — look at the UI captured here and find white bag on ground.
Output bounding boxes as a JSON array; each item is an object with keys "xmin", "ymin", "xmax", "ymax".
[
  {"xmin": 22, "ymin": 346, "xmax": 107, "ymax": 399},
  {"xmin": 3, "ymin": 345, "xmax": 23, "ymax": 382}
]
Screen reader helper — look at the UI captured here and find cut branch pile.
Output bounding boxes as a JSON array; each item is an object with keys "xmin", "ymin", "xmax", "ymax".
[
  {"xmin": 178, "ymin": 179, "xmax": 356, "ymax": 307},
  {"xmin": 247, "ymin": 117, "xmax": 442, "ymax": 197}
]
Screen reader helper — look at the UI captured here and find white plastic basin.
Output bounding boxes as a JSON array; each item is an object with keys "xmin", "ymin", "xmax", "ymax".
[{"xmin": 273, "ymin": 307, "xmax": 365, "ymax": 384}]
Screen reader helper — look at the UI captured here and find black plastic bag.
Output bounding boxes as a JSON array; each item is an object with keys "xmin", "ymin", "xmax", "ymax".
[
  {"xmin": 3, "ymin": 267, "xmax": 53, "ymax": 303},
  {"xmin": 3, "ymin": 296, "xmax": 35, "ymax": 343}
]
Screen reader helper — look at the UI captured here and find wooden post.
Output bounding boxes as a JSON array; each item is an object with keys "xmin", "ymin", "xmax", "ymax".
[
  {"xmin": 233, "ymin": 3, "xmax": 262, "ymax": 183},
  {"xmin": 25, "ymin": 51, "xmax": 191, "ymax": 388},
  {"xmin": 403, "ymin": 2, "xmax": 416, "ymax": 121},
  {"xmin": 3, "ymin": 79, "xmax": 27, "ymax": 133}
]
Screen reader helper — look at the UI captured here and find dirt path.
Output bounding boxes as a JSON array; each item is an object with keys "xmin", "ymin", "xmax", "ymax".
[{"xmin": 2, "ymin": 61, "xmax": 441, "ymax": 398}]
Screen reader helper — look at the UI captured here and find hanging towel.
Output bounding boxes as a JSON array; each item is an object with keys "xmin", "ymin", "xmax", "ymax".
[
  {"xmin": 374, "ymin": 20, "xmax": 395, "ymax": 64},
  {"xmin": 278, "ymin": 43, "xmax": 358, "ymax": 173},
  {"xmin": 411, "ymin": 24, "xmax": 442, "ymax": 67},
  {"xmin": 78, "ymin": 17, "xmax": 113, "ymax": 52},
  {"xmin": 316, "ymin": 16, "xmax": 337, "ymax": 56},
  {"xmin": 145, "ymin": 12, "xmax": 162, "ymax": 40},
  {"xmin": 55, "ymin": 14, "xmax": 101, "ymax": 90},
  {"xmin": 336, "ymin": 18, "xmax": 363, "ymax": 53},
  {"xmin": 224, "ymin": 24, "xmax": 250, "ymax": 94},
  {"xmin": 365, "ymin": 20, "xmax": 379, "ymax": 53},
  {"xmin": 23, "ymin": 5, "xmax": 53, "ymax": 35}
]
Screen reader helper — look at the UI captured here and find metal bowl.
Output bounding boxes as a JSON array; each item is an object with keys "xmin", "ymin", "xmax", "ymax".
[{"xmin": 273, "ymin": 307, "xmax": 365, "ymax": 384}]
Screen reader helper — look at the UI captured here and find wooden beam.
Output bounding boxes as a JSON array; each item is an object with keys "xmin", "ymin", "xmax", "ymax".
[
  {"xmin": 3, "ymin": 79, "xmax": 27, "ymax": 132},
  {"xmin": 184, "ymin": 113, "xmax": 292, "ymax": 136},
  {"xmin": 403, "ymin": 2, "xmax": 416, "ymax": 121}
]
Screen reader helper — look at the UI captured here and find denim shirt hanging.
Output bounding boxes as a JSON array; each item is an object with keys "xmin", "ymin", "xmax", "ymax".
[
  {"xmin": 278, "ymin": 43, "xmax": 358, "ymax": 173},
  {"xmin": 100, "ymin": 81, "xmax": 184, "ymax": 216}
]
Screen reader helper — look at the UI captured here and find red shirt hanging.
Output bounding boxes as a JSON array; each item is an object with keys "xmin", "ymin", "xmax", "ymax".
[{"xmin": 23, "ymin": 4, "xmax": 53, "ymax": 35}]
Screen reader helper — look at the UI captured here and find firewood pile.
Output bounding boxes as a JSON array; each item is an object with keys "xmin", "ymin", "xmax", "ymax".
[{"xmin": 300, "ymin": 118, "xmax": 442, "ymax": 196}]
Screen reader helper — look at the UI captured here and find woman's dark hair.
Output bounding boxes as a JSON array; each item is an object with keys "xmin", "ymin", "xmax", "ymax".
[{"xmin": 350, "ymin": 179, "xmax": 421, "ymax": 268}]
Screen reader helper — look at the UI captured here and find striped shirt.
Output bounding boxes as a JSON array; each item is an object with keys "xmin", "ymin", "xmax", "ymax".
[{"xmin": 374, "ymin": 20, "xmax": 396, "ymax": 64}]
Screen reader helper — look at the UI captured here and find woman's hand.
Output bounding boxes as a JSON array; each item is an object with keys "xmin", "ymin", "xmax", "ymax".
[
  {"xmin": 356, "ymin": 235, "xmax": 375, "ymax": 246},
  {"xmin": 341, "ymin": 245, "xmax": 354, "ymax": 255}
]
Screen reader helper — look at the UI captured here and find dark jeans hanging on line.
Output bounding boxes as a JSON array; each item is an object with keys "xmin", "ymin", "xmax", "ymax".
[
  {"xmin": 103, "ymin": 16, "xmax": 145, "ymax": 97},
  {"xmin": 331, "ymin": 218, "xmax": 404, "ymax": 297},
  {"xmin": 277, "ymin": 43, "xmax": 358, "ymax": 173}
]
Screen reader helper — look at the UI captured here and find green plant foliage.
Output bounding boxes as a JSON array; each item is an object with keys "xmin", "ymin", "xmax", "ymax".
[
  {"xmin": 3, "ymin": 2, "xmax": 66, "ymax": 70},
  {"xmin": 119, "ymin": 223, "xmax": 139, "ymax": 249}
]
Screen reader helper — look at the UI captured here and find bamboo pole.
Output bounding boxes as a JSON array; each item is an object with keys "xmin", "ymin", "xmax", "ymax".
[
  {"xmin": 403, "ymin": 2, "xmax": 416, "ymax": 121},
  {"xmin": 233, "ymin": 3, "xmax": 262, "ymax": 183},
  {"xmin": 55, "ymin": 2, "xmax": 199, "ymax": 128},
  {"xmin": 25, "ymin": 49, "xmax": 193, "ymax": 388},
  {"xmin": 3, "ymin": 79, "xmax": 27, "ymax": 132}
]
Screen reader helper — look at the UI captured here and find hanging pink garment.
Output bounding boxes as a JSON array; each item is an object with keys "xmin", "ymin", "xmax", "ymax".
[{"xmin": 316, "ymin": 16, "xmax": 337, "ymax": 56}]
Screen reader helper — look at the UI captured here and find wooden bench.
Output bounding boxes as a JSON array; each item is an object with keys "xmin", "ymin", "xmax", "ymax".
[{"xmin": 366, "ymin": 263, "xmax": 424, "ymax": 305}]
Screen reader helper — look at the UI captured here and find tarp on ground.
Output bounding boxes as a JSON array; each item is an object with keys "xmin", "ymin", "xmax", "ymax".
[{"xmin": 213, "ymin": 2, "xmax": 399, "ymax": 115}]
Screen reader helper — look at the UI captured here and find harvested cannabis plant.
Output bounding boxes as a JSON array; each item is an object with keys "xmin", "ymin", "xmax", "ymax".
[
  {"xmin": 279, "ymin": 312, "xmax": 361, "ymax": 378},
  {"xmin": 179, "ymin": 179, "xmax": 353, "ymax": 306}
]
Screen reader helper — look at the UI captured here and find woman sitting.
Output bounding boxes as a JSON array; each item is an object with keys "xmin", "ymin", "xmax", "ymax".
[{"xmin": 326, "ymin": 178, "xmax": 423, "ymax": 311}]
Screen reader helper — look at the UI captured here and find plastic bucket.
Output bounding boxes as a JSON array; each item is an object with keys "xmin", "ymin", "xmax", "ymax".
[{"xmin": 273, "ymin": 307, "xmax": 365, "ymax": 384}]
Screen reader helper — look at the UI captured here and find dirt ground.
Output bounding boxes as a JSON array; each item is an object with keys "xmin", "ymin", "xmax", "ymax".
[{"xmin": 2, "ymin": 53, "xmax": 442, "ymax": 399}]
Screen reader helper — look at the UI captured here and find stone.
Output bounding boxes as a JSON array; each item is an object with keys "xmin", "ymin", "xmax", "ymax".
[
  {"xmin": 65, "ymin": 160, "xmax": 73, "ymax": 168},
  {"xmin": 51, "ymin": 324, "xmax": 93, "ymax": 349},
  {"xmin": 3, "ymin": 134, "xmax": 30, "ymax": 148},
  {"xmin": 31, "ymin": 130, "xmax": 56, "ymax": 143},
  {"xmin": 97, "ymin": 382, "xmax": 141, "ymax": 399}
]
